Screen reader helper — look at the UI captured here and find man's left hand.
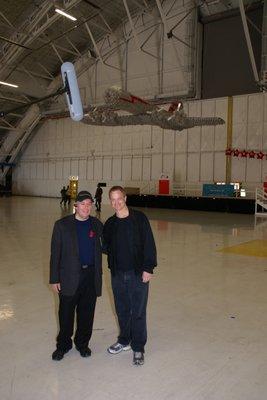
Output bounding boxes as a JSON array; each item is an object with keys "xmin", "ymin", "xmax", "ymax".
[{"xmin": 142, "ymin": 271, "xmax": 152, "ymax": 283}]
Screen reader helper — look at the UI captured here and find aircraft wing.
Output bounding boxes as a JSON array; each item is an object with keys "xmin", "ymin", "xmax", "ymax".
[{"xmin": 104, "ymin": 87, "xmax": 156, "ymax": 114}]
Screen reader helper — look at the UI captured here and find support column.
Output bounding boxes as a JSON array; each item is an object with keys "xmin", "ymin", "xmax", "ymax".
[{"xmin": 226, "ymin": 96, "xmax": 233, "ymax": 183}]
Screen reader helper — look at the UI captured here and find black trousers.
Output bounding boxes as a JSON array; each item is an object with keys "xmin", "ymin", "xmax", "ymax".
[
  {"xmin": 57, "ymin": 267, "xmax": 97, "ymax": 352},
  {"xmin": 111, "ymin": 270, "xmax": 149, "ymax": 353}
]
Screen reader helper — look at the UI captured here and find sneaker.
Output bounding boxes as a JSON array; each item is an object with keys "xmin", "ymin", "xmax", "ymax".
[
  {"xmin": 107, "ymin": 342, "xmax": 131, "ymax": 354},
  {"xmin": 133, "ymin": 351, "xmax": 144, "ymax": 366}
]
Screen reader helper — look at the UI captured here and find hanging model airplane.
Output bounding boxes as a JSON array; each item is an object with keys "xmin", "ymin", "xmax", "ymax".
[
  {"xmin": 59, "ymin": 64, "xmax": 224, "ymax": 130},
  {"xmin": 81, "ymin": 86, "xmax": 225, "ymax": 131}
]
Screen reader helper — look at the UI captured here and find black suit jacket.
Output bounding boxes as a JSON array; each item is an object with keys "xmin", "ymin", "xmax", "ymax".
[{"xmin": 50, "ymin": 214, "xmax": 103, "ymax": 296}]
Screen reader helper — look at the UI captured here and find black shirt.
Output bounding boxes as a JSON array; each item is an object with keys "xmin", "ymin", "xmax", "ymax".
[{"xmin": 115, "ymin": 216, "xmax": 134, "ymax": 271}]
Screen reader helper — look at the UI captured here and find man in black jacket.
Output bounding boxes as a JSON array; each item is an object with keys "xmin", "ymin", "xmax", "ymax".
[
  {"xmin": 50, "ymin": 190, "xmax": 103, "ymax": 361},
  {"xmin": 103, "ymin": 186, "xmax": 157, "ymax": 366}
]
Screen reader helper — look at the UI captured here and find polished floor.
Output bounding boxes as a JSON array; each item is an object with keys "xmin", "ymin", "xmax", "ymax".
[{"xmin": 1, "ymin": 196, "xmax": 267, "ymax": 400}]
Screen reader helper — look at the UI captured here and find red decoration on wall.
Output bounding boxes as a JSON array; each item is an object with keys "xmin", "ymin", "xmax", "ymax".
[
  {"xmin": 233, "ymin": 149, "xmax": 240, "ymax": 157},
  {"xmin": 225, "ymin": 148, "xmax": 267, "ymax": 160},
  {"xmin": 257, "ymin": 152, "xmax": 264, "ymax": 160},
  {"xmin": 225, "ymin": 148, "xmax": 232, "ymax": 156}
]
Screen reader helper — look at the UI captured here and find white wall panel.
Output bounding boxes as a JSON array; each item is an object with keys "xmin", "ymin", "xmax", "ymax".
[
  {"xmin": 132, "ymin": 156, "xmax": 142, "ymax": 180},
  {"xmin": 63, "ymin": 159, "xmax": 70, "ymax": 179},
  {"xmin": 233, "ymin": 96, "xmax": 247, "ymax": 124},
  {"xmin": 214, "ymin": 152, "xmax": 226, "ymax": 182},
  {"xmin": 215, "ymin": 125, "xmax": 227, "ymax": 150},
  {"xmin": 201, "ymin": 127, "xmax": 214, "ymax": 151},
  {"xmin": 48, "ymin": 161, "xmax": 56, "ymax": 180},
  {"xmin": 55, "ymin": 160, "xmax": 63, "ymax": 180},
  {"xmin": 163, "ymin": 131, "xmax": 174, "ymax": 153},
  {"xmin": 152, "ymin": 126, "xmax": 162, "ymax": 146},
  {"xmin": 151, "ymin": 154, "xmax": 162, "ymax": 179},
  {"xmin": 132, "ymin": 132, "xmax": 142, "ymax": 155},
  {"xmin": 112, "ymin": 157, "xmax": 122, "ymax": 180},
  {"xmin": 122, "ymin": 157, "xmax": 132, "ymax": 180},
  {"xmin": 121, "ymin": 133, "xmax": 132, "ymax": 154},
  {"xmin": 30, "ymin": 162, "xmax": 37, "ymax": 180},
  {"xmin": 70, "ymin": 159, "xmax": 78, "ymax": 176},
  {"xmin": 175, "ymin": 132, "xmax": 187, "ymax": 152},
  {"xmin": 94, "ymin": 157, "xmax": 103, "ymax": 181},
  {"xmin": 246, "ymin": 158, "xmax": 261, "ymax": 182},
  {"xmin": 163, "ymin": 154, "xmax": 174, "ymax": 178},
  {"xmin": 43, "ymin": 162, "xmax": 49, "ymax": 179},
  {"xmin": 103, "ymin": 158, "xmax": 112, "ymax": 180},
  {"xmin": 78, "ymin": 159, "xmax": 87, "ymax": 179},
  {"xmin": 188, "ymin": 128, "xmax": 201, "ymax": 151},
  {"xmin": 200, "ymin": 153, "xmax": 213, "ymax": 182},
  {"xmin": 103, "ymin": 135, "xmax": 113, "ymax": 153},
  {"xmin": 247, "ymin": 122, "xmax": 263, "ymax": 149},
  {"xmin": 248, "ymin": 94, "xmax": 263, "ymax": 123},
  {"xmin": 113, "ymin": 134, "xmax": 122, "ymax": 153},
  {"xmin": 87, "ymin": 158, "xmax": 94, "ymax": 180},
  {"xmin": 232, "ymin": 158, "xmax": 246, "ymax": 182},
  {"xmin": 142, "ymin": 157, "xmax": 151, "ymax": 180},
  {"xmin": 174, "ymin": 154, "xmax": 186, "ymax": 181},
  {"xmin": 232, "ymin": 124, "xmax": 247, "ymax": 148},
  {"xmin": 36, "ymin": 162, "xmax": 43, "ymax": 180},
  {"xmin": 187, "ymin": 153, "xmax": 200, "ymax": 182}
]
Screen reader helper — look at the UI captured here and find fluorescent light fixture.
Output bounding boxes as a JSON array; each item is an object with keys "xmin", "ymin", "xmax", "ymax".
[
  {"xmin": 55, "ymin": 8, "xmax": 77, "ymax": 21},
  {"xmin": 0, "ymin": 80, "xmax": 18, "ymax": 88}
]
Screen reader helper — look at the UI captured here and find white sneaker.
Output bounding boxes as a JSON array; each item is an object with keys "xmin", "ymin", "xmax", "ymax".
[{"xmin": 107, "ymin": 342, "xmax": 131, "ymax": 354}]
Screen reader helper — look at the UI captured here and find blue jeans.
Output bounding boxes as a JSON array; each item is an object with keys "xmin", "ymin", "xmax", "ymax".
[{"xmin": 111, "ymin": 270, "xmax": 149, "ymax": 352}]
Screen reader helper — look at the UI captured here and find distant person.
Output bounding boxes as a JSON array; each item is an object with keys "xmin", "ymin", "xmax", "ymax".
[
  {"xmin": 50, "ymin": 190, "xmax": 103, "ymax": 361},
  {"xmin": 103, "ymin": 186, "xmax": 157, "ymax": 366},
  {"xmin": 94, "ymin": 183, "xmax": 103, "ymax": 212},
  {"xmin": 60, "ymin": 186, "xmax": 67, "ymax": 206},
  {"xmin": 66, "ymin": 185, "xmax": 71, "ymax": 205}
]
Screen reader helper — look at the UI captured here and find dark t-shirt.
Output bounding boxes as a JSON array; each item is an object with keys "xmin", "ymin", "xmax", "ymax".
[
  {"xmin": 115, "ymin": 216, "xmax": 134, "ymax": 271},
  {"xmin": 75, "ymin": 218, "xmax": 95, "ymax": 266}
]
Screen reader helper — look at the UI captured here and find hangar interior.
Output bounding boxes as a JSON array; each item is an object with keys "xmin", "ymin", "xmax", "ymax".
[{"xmin": 1, "ymin": 1, "xmax": 267, "ymax": 400}]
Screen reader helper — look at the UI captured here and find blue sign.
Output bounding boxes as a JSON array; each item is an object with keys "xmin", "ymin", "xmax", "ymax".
[{"xmin": 202, "ymin": 184, "xmax": 234, "ymax": 197}]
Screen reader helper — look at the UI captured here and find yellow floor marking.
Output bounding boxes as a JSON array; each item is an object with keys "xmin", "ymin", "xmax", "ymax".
[{"xmin": 218, "ymin": 240, "xmax": 267, "ymax": 258}]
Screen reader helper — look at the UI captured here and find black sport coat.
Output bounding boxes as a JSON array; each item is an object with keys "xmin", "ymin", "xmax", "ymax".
[{"xmin": 50, "ymin": 214, "xmax": 103, "ymax": 296}]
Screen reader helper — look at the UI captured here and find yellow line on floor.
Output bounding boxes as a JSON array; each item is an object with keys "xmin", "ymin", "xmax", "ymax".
[{"xmin": 218, "ymin": 240, "xmax": 267, "ymax": 258}]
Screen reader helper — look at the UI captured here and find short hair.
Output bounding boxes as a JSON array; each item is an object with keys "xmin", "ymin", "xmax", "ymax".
[{"xmin": 109, "ymin": 185, "xmax": 126, "ymax": 198}]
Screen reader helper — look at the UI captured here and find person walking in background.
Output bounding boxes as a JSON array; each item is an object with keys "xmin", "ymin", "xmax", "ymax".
[
  {"xmin": 66, "ymin": 185, "xmax": 71, "ymax": 205},
  {"xmin": 94, "ymin": 183, "xmax": 103, "ymax": 212},
  {"xmin": 60, "ymin": 186, "xmax": 67, "ymax": 206},
  {"xmin": 50, "ymin": 190, "xmax": 103, "ymax": 361},
  {"xmin": 103, "ymin": 186, "xmax": 157, "ymax": 366}
]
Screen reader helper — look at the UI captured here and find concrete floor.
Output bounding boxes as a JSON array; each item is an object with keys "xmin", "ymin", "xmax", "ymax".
[{"xmin": 1, "ymin": 196, "xmax": 267, "ymax": 400}]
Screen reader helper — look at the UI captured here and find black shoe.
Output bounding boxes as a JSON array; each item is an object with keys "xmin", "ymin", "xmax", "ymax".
[
  {"xmin": 52, "ymin": 349, "xmax": 68, "ymax": 361},
  {"xmin": 76, "ymin": 347, "xmax": 92, "ymax": 358},
  {"xmin": 133, "ymin": 351, "xmax": 144, "ymax": 366}
]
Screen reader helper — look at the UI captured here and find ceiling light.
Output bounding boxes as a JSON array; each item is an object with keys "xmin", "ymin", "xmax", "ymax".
[
  {"xmin": 0, "ymin": 80, "xmax": 18, "ymax": 88},
  {"xmin": 55, "ymin": 8, "xmax": 77, "ymax": 21}
]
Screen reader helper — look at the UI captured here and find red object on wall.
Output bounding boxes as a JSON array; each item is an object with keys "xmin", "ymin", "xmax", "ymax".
[
  {"xmin": 264, "ymin": 181, "xmax": 267, "ymax": 193},
  {"xmin": 159, "ymin": 179, "xmax": 170, "ymax": 195}
]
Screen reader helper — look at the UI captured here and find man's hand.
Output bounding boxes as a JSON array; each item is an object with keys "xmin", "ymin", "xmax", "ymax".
[
  {"xmin": 51, "ymin": 283, "xmax": 61, "ymax": 293},
  {"xmin": 142, "ymin": 271, "xmax": 152, "ymax": 283}
]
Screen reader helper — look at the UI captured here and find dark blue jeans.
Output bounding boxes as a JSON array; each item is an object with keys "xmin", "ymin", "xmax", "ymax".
[{"xmin": 111, "ymin": 270, "xmax": 149, "ymax": 353}]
